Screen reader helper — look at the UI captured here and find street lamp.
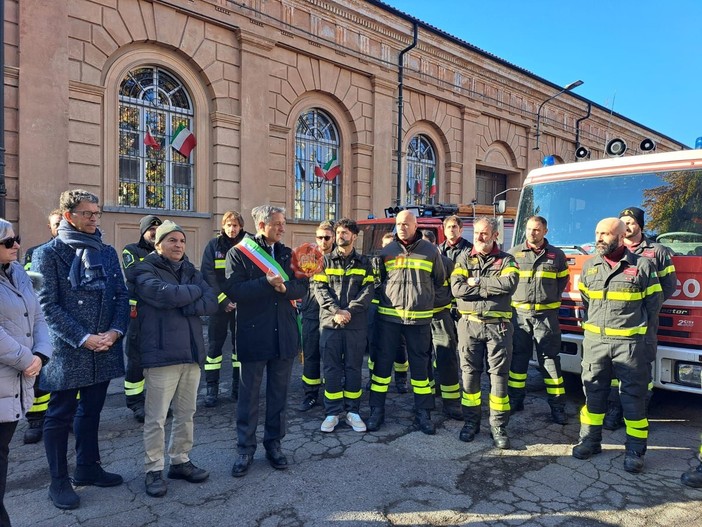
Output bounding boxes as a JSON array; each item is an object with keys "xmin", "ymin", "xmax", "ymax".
[{"xmin": 533, "ymin": 80, "xmax": 584, "ymax": 150}]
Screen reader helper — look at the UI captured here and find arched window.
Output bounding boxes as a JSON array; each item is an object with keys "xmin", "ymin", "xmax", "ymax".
[
  {"xmin": 294, "ymin": 109, "xmax": 341, "ymax": 221},
  {"xmin": 405, "ymin": 134, "xmax": 437, "ymax": 205},
  {"xmin": 118, "ymin": 67, "xmax": 196, "ymax": 211}
]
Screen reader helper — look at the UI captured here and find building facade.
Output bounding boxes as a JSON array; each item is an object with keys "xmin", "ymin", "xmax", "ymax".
[{"xmin": 3, "ymin": 0, "xmax": 684, "ymax": 260}]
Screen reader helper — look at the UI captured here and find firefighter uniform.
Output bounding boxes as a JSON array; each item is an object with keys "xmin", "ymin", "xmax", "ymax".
[
  {"xmin": 370, "ymin": 231, "xmax": 445, "ymax": 433},
  {"xmin": 681, "ymin": 440, "xmax": 702, "ymax": 488},
  {"xmin": 430, "ymin": 254, "xmax": 462, "ymax": 419},
  {"xmin": 122, "ymin": 215, "xmax": 162, "ymax": 420},
  {"xmin": 605, "ymin": 236, "xmax": 677, "ymax": 429},
  {"xmin": 508, "ymin": 239, "xmax": 569, "ymax": 422},
  {"xmin": 439, "ymin": 237, "xmax": 473, "ymax": 264},
  {"xmin": 451, "ymin": 245, "xmax": 519, "ymax": 446},
  {"xmin": 573, "ymin": 249, "xmax": 663, "ymax": 472},
  {"xmin": 201, "ymin": 229, "xmax": 246, "ymax": 406},
  {"xmin": 313, "ymin": 248, "xmax": 374, "ymax": 417}
]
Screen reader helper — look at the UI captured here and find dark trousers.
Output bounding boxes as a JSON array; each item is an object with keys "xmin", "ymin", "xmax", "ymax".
[
  {"xmin": 44, "ymin": 380, "xmax": 109, "ymax": 479},
  {"xmin": 25, "ymin": 387, "xmax": 50, "ymax": 424},
  {"xmin": 369, "ymin": 320, "xmax": 433, "ymax": 411},
  {"xmin": 205, "ymin": 310, "xmax": 238, "ymax": 384},
  {"xmin": 124, "ymin": 316, "xmax": 145, "ymax": 408},
  {"xmin": 510, "ymin": 310, "xmax": 565, "ymax": 409},
  {"xmin": 320, "ymin": 327, "xmax": 366, "ymax": 415},
  {"xmin": 237, "ymin": 358, "xmax": 294, "ymax": 455},
  {"xmin": 430, "ymin": 310, "xmax": 460, "ymax": 402},
  {"xmin": 0, "ymin": 421, "xmax": 18, "ymax": 527},
  {"xmin": 368, "ymin": 309, "xmax": 408, "ymax": 373},
  {"xmin": 300, "ymin": 318, "xmax": 321, "ymax": 397},
  {"xmin": 458, "ymin": 318, "xmax": 513, "ymax": 428}
]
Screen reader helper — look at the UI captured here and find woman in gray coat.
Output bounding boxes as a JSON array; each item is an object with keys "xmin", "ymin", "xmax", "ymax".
[{"xmin": 0, "ymin": 219, "xmax": 51, "ymax": 527}]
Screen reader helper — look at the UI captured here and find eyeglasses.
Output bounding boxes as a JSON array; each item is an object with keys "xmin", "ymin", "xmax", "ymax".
[
  {"xmin": 316, "ymin": 235, "xmax": 332, "ymax": 241},
  {"xmin": 71, "ymin": 210, "xmax": 103, "ymax": 219},
  {"xmin": 0, "ymin": 236, "xmax": 20, "ymax": 249}
]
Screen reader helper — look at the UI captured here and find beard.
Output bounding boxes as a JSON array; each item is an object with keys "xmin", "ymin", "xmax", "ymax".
[
  {"xmin": 337, "ymin": 238, "xmax": 351, "ymax": 247},
  {"xmin": 595, "ymin": 239, "xmax": 619, "ymax": 256}
]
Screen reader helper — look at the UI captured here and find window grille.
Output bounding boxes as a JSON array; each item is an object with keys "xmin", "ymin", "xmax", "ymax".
[{"xmin": 405, "ymin": 135, "xmax": 437, "ymax": 205}]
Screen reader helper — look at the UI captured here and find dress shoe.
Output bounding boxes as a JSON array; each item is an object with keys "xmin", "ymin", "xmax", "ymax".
[
  {"xmin": 72, "ymin": 463, "xmax": 123, "ymax": 487},
  {"xmin": 231, "ymin": 454, "xmax": 254, "ymax": 477},
  {"xmin": 681, "ymin": 463, "xmax": 702, "ymax": 488},
  {"xmin": 49, "ymin": 477, "xmax": 80, "ymax": 510},
  {"xmin": 297, "ymin": 395, "xmax": 318, "ymax": 412},
  {"xmin": 366, "ymin": 406, "xmax": 385, "ymax": 432},
  {"xmin": 550, "ymin": 407, "xmax": 568, "ymax": 425},
  {"xmin": 265, "ymin": 447, "xmax": 289, "ymax": 470},
  {"xmin": 145, "ymin": 470, "xmax": 167, "ymax": 497},
  {"xmin": 167, "ymin": 461, "xmax": 209, "ymax": 482},
  {"xmin": 490, "ymin": 425, "xmax": 510, "ymax": 449},
  {"xmin": 413, "ymin": 410, "xmax": 436, "ymax": 435},
  {"xmin": 572, "ymin": 440, "xmax": 602, "ymax": 460},
  {"xmin": 624, "ymin": 450, "xmax": 645, "ymax": 474},
  {"xmin": 459, "ymin": 421, "xmax": 480, "ymax": 443}
]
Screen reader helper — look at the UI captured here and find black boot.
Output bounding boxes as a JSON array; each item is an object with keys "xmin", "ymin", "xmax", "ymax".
[
  {"xmin": 442, "ymin": 400, "xmax": 463, "ymax": 420},
  {"xmin": 413, "ymin": 409, "xmax": 436, "ymax": 435},
  {"xmin": 682, "ymin": 462, "xmax": 702, "ymax": 488},
  {"xmin": 49, "ymin": 477, "xmax": 80, "ymax": 510},
  {"xmin": 624, "ymin": 450, "xmax": 645, "ymax": 474},
  {"xmin": 395, "ymin": 372, "xmax": 408, "ymax": 394},
  {"xmin": 490, "ymin": 425, "xmax": 510, "ymax": 449},
  {"xmin": 550, "ymin": 406, "xmax": 568, "ymax": 425},
  {"xmin": 23, "ymin": 418, "xmax": 44, "ymax": 444},
  {"xmin": 459, "ymin": 420, "xmax": 480, "ymax": 442},
  {"xmin": 205, "ymin": 383, "xmax": 218, "ymax": 408},
  {"xmin": 231, "ymin": 368, "xmax": 240, "ymax": 402},
  {"xmin": 367, "ymin": 406, "xmax": 385, "ymax": 432},
  {"xmin": 572, "ymin": 424, "xmax": 603, "ymax": 460}
]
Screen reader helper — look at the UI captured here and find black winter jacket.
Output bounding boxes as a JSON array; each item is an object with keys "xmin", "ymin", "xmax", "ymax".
[
  {"xmin": 134, "ymin": 253, "xmax": 218, "ymax": 368},
  {"xmin": 201, "ymin": 230, "xmax": 246, "ymax": 310}
]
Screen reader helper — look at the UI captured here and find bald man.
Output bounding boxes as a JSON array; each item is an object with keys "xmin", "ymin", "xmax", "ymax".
[
  {"xmin": 370, "ymin": 210, "xmax": 445, "ymax": 434},
  {"xmin": 572, "ymin": 218, "xmax": 663, "ymax": 474}
]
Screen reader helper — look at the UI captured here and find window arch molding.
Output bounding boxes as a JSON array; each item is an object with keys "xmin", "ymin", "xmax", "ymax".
[
  {"xmin": 103, "ymin": 47, "xmax": 211, "ymax": 213},
  {"xmin": 285, "ymin": 93, "xmax": 356, "ymax": 221},
  {"xmin": 403, "ymin": 122, "xmax": 446, "ymax": 204}
]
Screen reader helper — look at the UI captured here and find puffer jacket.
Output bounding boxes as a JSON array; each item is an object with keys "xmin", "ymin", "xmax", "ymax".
[
  {"xmin": 0, "ymin": 262, "xmax": 52, "ymax": 422},
  {"xmin": 377, "ymin": 231, "xmax": 445, "ymax": 325},
  {"xmin": 313, "ymin": 248, "xmax": 375, "ymax": 330},
  {"xmin": 451, "ymin": 245, "xmax": 519, "ymax": 320},
  {"xmin": 134, "ymin": 253, "xmax": 218, "ymax": 368},
  {"xmin": 509, "ymin": 239, "xmax": 569, "ymax": 313}
]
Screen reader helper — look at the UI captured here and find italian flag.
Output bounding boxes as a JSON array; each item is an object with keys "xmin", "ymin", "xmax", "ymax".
[
  {"xmin": 314, "ymin": 154, "xmax": 341, "ymax": 181},
  {"xmin": 428, "ymin": 170, "xmax": 437, "ymax": 197},
  {"xmin": 170, "ymin": 124, "xmax": 197, "ymax": 157}
]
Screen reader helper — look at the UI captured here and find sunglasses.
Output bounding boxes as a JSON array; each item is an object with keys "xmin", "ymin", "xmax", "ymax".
[
  {"xmin": 71, "ymin": 210, "xmax": 103, "ymax": 219},
  {"xmin": 0, "ymin": 235, "xmax": 20, "ymax": 249},
  {"xmin": 316, "ymin": 235, "xmax": 332, "ymax": 241}
]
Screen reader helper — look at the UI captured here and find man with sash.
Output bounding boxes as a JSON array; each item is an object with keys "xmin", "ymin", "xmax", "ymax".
[{"xmin": 223, "ymin": 205, "xmax": 308, "ymax": 478}]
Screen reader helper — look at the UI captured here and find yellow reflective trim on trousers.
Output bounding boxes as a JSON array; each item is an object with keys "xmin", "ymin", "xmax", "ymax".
[
  {"xmin": 461, "ymin": 392, "xmax": 481, "ymax": 407},
  {"xmin": 214, "ymin": 260, "xmax": 226, "ymax": 269},
  {"xmin": 659, "ymin": 264, "xmax": 676, "ymax": 277},
  {"xmin": 452, "ymin": 268, "xmax": 469, "ymax": 277},
  {"xmin": 312, "ymin": 273, "xmax": 328, "ymax": 283},
  {"xmin": 500, "ymin": 267, "xmax": 519, "ymax": 276},
  {"xmin": 625, "ymin": 419, "xmax": 649, "ymax": 439},
  {"xmin": 394, "ymin": 361, "xmax": 409, "ymax": 372},
  {"xmin": 302, "ymin": 375, "xmax": 322, "ymax": 386},
  {"xmin": 698, "ymin": 444, "xmax": 702, "ymax": 456},
  {"xmin": 512, "ymin": 301, "xmax": 561, "ymax": 311},
  {"xmin": 546, "ymin": 386, "xmax": 566, "ymax": 395},
  {"xmin": 611, "ymin": 378, "xmax": 620, "ymax": 388},
  {"xmin": 385, "ymin": 259, "xmax": 434, "ymax": 273},
  {"xmin": 508, "ymin": 379, "xmax": 526, "ymax": 389},
  {"xmin": 367, "ymin": 357, "xmax": 375, "ymax": 370},
  {"xmin": 29, "ymin": 400, "xmax": 49, "ymax": 412},
  {"xmin": 582, "ymin": 323, "xmax": 648, "ymax": 337},
  {"xmin": 129, "ymin": 299, "xmax": 138, "ymax": 306},
  {"xmin": 647, "ymin": 380, "xmax": 653, "ymax": 391},
  {"xmin": 218, "ymin": 292, "xmax": 227, "ymax": 303},
  {"xmin": 377, "ymin": 306, "xmax": 433, "ymax": 319},
  {"xmin": 432, "ymin": 304, "xmax": 451, "ymax": 313},
  {"xmin": 489, "ymin": 394, "xmax": 510, "ymax": 411},
  {"xmin": 33, "ymin": 393, "xmax": 50, "ymax": 403},
  {"xmin": 625, "ymin": 417, "xmax": 648, "ymax": 428},
  {"xmin": 344, "ymin": 389, "xmax": 363, "ymax": 399},
  {"xmin": 324, "ymin": 390, "xmax": 343, "ymax": 400},
  {"xmin": 371, "ymin": 384, "xmax": 389, "ymax": 393},
  {"xmin": 411, "ymin": 378, "xmax": 432, "ymax": 395},
  {"xmin": 579, "ymin": 406, "xmax": 604, "ymax": 426},
  {"xmin": 371, "ymin": 298, "xmax": 379, "ymax": 304},
  {"xmin": 510, "ymin": 372, "xmax": 528, "ymax": 380},
  {"xmin": 372, "ymin": 374, "xmax": 391, "ymax": 384},
  {"xmin": 125, "ymin": 379, "xmax": 145, "ymax": 396},
  {"xmin": 543, "ymin": 377, "xmax": 563, "ymax": 386},
  {"xmin": 204, "ymin": 356, "xmax": 222, "ymax": 370}
]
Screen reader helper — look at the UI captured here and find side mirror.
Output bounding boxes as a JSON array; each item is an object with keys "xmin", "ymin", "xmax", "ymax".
[{"xmin": 495, "ymin": 199, "xmax": 507, "ymax": 215}]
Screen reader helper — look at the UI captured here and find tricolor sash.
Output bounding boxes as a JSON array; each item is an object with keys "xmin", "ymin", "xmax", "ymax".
[{"xmin": 237, "ymin": 237, "xmax": 290, "ymax": 280}]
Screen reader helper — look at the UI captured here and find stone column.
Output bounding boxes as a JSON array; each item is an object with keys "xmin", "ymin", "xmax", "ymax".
[
  {"xmin": 370, "ymin": 76, "xmax": 396, "ymax": 216},
  {"xmin": 460, "ymin": 107, "xmax": 482, "ymax": 205}
]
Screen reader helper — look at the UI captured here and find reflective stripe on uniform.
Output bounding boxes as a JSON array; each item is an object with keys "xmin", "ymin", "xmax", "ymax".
[
  {"xmin": 508, "ymin": 371, "xmax": 527, "ymax": 389},
  {"xmin": 377, "ymin": 306, "xmax": 433, "ymax": 320},
  {"xmin": 440, "ymin": 383, "xmax": 461, "ymax": 400},
  {"xmin": 214, "ymin": 259, "xmax": 226, "ymax": 269},
  {"xmin": 394, "ymin": 361, "xmax": 409, "ymax": 373},
  {"xmin": 344, "ymin": 389, "xmax": 363, "ymax": 400},
  {"xmin": 511, "ymin": 301, "xmax": 561, "ymax": 311},
  {"xmin": 302, "ymin": 375, "xmax": 322, "ymax": 386},
  {"xmin": 544, "ymin": 376, "xmax": 565, "ymax": 395},
  {"xmin": 217, "ymin": 292, "xmax": 227, "ymax": 303},
  {"xmin": 461, "ymin": 391, "xmax": 481, "ymax": 407},
  {"xmin": 324, "ymin": 390, "xmax": 343, "ymax": 400},
  {"xmin": 432, "ymin": 304, "xmax": 451, "ymax": 314},
  {"xmin": 411, "ymin": 378, "xmax": 432, "ymax": 395},
  {"xmin": 489, "ymin": 393, "xmax": 510, "ymax": 412},
  {"xmin": 580, "ymin": 406, "xmax": 605, "ymax": 426},
  {"xmin": 582, "ymin": 323, "xmax": 647, "ymax": 337},
  {"xmin": 204, "ymin": 355, "xmax": 222, "ymax": 371},
  {"xmin": 370, "ymin": 374, "xmax": 391, "ymax": 393},
  {"xmin": 124, "ymin": 379, "xmax": 145, "ymax": 397},
  {"xmin": 624, "ymin": 417, "xmax": 649, "ymax": 439},
  {"xmin": 28, "ymin": 392, "xmax": 50, "ymax": 413},
  {"xmin": 385, "ymin": 258, "xmax": 434, "ymax": 273}
]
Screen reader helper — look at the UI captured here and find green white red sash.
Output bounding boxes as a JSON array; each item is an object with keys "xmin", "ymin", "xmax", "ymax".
[{"xmin": 237, "ymin": 237, "xmax": 290, "ymax": 280}]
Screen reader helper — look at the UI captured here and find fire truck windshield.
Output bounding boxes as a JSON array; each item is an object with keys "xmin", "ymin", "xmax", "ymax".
[{"xmin": 514, "ymin": 168, "xmax": 702, "ymax": 256}]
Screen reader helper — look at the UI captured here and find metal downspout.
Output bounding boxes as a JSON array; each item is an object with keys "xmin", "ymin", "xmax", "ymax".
[
  {"xmin": 395, "ymin": 22, "xmax": 418, "ymax": 206},
  {"xmin": 575, "ymin": 102, "xmax": 592, "ymax": 153},
  {"xmin": 0, "ymin": 3, "xmax": 5, "ymax": 218}
]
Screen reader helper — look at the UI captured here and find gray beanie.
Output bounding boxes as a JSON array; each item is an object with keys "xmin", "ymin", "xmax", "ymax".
[{"xmin": 155, "ymin": 220, "xmax": 185, "ymax": 245}]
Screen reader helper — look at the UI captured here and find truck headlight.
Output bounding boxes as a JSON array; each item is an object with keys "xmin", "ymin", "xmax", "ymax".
[{"xmin": 676, "ymin": 362, "xmax": 702, "ymax": 388}]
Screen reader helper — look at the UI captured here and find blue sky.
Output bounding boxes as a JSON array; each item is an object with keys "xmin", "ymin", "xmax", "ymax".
[{"xmin": 383, "ymin": 0, "xmax": 701, "ymax": 148}]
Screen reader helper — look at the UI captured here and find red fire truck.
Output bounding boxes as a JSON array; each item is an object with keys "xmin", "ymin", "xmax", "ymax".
[{"xmin": 514, "ymin": 149, "xmax": 702, "ymax": 394}]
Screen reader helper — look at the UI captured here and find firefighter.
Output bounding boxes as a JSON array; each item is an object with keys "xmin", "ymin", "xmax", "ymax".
[
  {"xmin": 421, "ymin": 230, "xmax": 462, "ymax": 420},
  {"xmin": 313, "ymin": 218, "xmax": 374, "ymax": 433},
  {"xmin": 451, "ymin": 217, "xmax": 519, "ymax": 449},
  {"xmin": 439, "ymin": 214, "xmax": 473, "ymax": 262},
  {"xmin": 297, "ymin": 221, "xmax": 335, "ymax": 412},
  {"xmin": 369, "ymin": 210, "xmax": 445, "ymax": 434},
  {"xmin": 202, "ymin": 211, "xmax": 247, "ymax": 407},
  {"xmin": 508, "ymin": 216, "xmax": 569, "ymax": 424},
  {"xmin": 572, "ymin": 218, "xmax": 663, "ymax": 474},
  {"xmin": 22, "ymin": 209, "xmax": 61, "ymax": 444},
  {"xmin": 122, "ymin": 214, "xmax": 162, "ymax": 422},
  {"xmin": 603, "ymin": 206, "xmax": 677, "ymax": 430},
  {"xmin": 681, "ymin": 440, "xmax": 702, "ymax": 488}
]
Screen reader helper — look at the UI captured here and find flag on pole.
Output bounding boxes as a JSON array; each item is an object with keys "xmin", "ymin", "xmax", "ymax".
[
  {"xmin": 144, "ymin": 127, "xmax": 160, "ymax": 149},
  {"xmin": 428, "ymin": 170, "xmax": 437, "ymax": 197},
  {"xmin": 296, "ymin": 161, "xmax": 306, "ymax": 180},
  {"xmin": 414, "ymin": 178, "xmax": 423, "ymax": 196},
  {"xmin": 406, "ymin": 177, "xmax": 412, "ymax": 195},
  {"xmin": 314, "ymin": 154, "xmax": 341, "ymax": 181},
  {"xmin": 170, "ymin": 124, "xmax": 197, "ymax": 157}
]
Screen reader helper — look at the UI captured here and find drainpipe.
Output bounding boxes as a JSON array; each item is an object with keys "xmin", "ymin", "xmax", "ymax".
[
  {"xmin": 575, "ymin": 101, "xmax": 592, "ymax": 152},
  {"xmin": 395, "ymin": 22, "xmax": 418, "ymax": 206},
  {"xmin": 0, "ymin": 3, "xmax": 5, "ymax": 218}
]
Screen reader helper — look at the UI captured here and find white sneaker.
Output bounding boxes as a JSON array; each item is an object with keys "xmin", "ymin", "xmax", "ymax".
[
  {"xmin": 321, "ymin": 415, "xmax": 339, "ymax": 433},
  {"xmin": 345, "ymin": 412, "xmax": 367, "ymax": 432}
]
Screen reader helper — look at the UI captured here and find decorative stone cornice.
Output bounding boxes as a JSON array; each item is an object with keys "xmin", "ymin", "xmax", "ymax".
[
  {"xmin": 351, "ymin": 142, "xmax": 374, "ymax": 154},
  {"xmin": 69, "ymin": 81, "xmax": 105, "ymax": 97},
  {"xmin": 210, "ymin": 112, "xmax": 241, "ymax": 129},
  {"xmin": 269, "ymin": 123, "xmax": 291, "ymax": 135}
]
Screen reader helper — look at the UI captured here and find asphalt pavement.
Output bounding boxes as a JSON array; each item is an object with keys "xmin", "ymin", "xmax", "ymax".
[{"xmin": 6, "ymin": 360, "xmax": 702, "ymax": 527}]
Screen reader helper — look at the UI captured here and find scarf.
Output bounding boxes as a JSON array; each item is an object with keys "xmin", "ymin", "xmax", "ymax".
[{"xmin": 57, "ymin": 218, "xmax": 107, "ymax": 290}]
